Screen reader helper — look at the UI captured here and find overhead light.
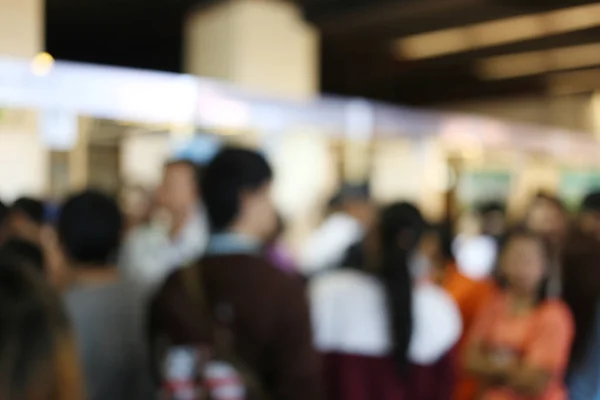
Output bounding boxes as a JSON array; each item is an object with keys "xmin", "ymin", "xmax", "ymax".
[
  {"xmin": 476, "ymin": 43, "xmax": 600, "ymax": 80},
  {"xmin": 31, "ymin": 52, "xmax": 54, "ymax": 77},
  {"xmin": 394, "ymin": 2, "xmax": 600, "ymax": 60}
]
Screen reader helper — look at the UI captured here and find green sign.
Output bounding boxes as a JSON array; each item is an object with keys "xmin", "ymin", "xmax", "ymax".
[
  {"xmin": 560, "ymin": 170, "xmax": 600, "ymax": 211},
  {"xmin": 458, "ymin": 170, "xmax": 512, "ymax": 208}
]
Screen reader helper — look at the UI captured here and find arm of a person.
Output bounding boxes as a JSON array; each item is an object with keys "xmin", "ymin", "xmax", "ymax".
[
  {"xmin": 503, "ymin": 364, "xmax": 551, "ymax": 396},
  {"xmin": 464, "ymin": 298, "xmax": 509, "ymax": 383},
  {"xmin": 505, "ymin": 304, "xmax": 574, "ymax": 397},
  {"xmin": 270, "ymin": 279, "xmax": 324, "ymax": 400},
  {"xmin": 465, "ymin": 340, "xmax": 512, "ymax": 383}
]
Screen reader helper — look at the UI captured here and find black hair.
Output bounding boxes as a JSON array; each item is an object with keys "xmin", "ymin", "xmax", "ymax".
[
  {"xmin": 378, "ymin": 202, "xmax": 426, "ymax": 375},
  {"xmin": 430, "ymin": 222, "xmax": 454, "ymax": 264},
  {"xmin": 477, "ymin": 201, "xmax": 506, "ymax": 216},
  {"xmin": 562, "ymin": 230, "xmax": 600, "ymax": 370},
  {"xmin": 201, "ymin": 147, "xmax": 273, "ymax": 232},
  {"xmin": 496, "ymin": 228, "xmax": 551, "ymax": 302},
  {"xmin": 532, "ymin": 192, "xmax": 566, "ymax": 214},
  {"xmin": 0, "ymin": 200, "xmax": 7, "ymax": 226},
  {"xmin": 0, "ymin": 257, "xmax": 76, "ymax": 400},
  {"xmin": 11, "ymin": 197, "xmax": 45, "ymax": 225},
  {"xmin": 327, "ymin": 183, "xmax": 370, "ymax": 213},
  {"xmin": 0, "ymin": 238, "xmax": 44, "ymax": 273},
  {"xmin": 581, "ymin": 191, "xmax": 600, "ymax": 214},
  {"xmin": 58, "ymin": 190, "xmax": 123, "ymax": 265}
]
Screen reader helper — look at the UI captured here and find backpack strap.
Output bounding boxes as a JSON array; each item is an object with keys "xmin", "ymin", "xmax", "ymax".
[{"xmin": 181, "ymin": 264, "xmax": 269, "ymax": 400}]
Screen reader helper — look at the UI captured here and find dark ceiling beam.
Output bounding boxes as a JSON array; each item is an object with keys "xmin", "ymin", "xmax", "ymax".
[{"xmin": 310, "ymin": 0, "xmax": 600, "ymax": 40}]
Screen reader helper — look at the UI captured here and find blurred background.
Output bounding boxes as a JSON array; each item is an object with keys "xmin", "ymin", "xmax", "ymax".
[{"xmin": 2, "ymin": 0, "xmax": 600, "ymax": 248}]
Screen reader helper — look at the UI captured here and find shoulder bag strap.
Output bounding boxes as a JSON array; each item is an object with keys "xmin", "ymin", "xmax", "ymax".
[{"xmin": 181, "ymin": 264, "xmax": 269, "ymax": 400}]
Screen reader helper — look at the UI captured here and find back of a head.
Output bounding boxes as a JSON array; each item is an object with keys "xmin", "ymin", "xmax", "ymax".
[
  {"xmin": 379, "ymin": 202, "xmax": 426, "ymax": 251},
  {"xmin": 58, "ymin": 190, "xmax": 123, "ymax": 266},
  {"xmin": 11, "ymin": 197, "xmax": 45, "ymax": 225},
  {"xmin": 0, "ymin": 200, "xmax": 7, "ymax": 226},
  {"xmin": 201, "ymin": 147, "xmax": 273, "ymax": 232},
  {"xmin": 478, "ymin": 201, "xmax": 505, "ymax": 216},
  {"xmin": 0, "ymin": 238, "xmax": 44, "ymax": 273},
  {"xmin": 582, "ymin": 191, "xmax": 600, "ymax": 214},
  {"xmin": 0, "ymin": 258, "xmax": 82, "ymax": 400}
]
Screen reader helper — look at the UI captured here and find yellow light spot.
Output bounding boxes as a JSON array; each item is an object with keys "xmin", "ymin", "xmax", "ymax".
[{"xmin": 31, "ymin": 52, "xmax": 55, "ymax": 77}]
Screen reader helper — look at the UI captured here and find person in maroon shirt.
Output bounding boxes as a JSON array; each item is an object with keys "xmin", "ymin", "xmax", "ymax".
[
  {"xmin": 310, "ymin": 202, "xmax": 461, "ymax": 400},
  {"xmin": 150, "ymin": 147, "xmax": 324, "ymax": 400}
]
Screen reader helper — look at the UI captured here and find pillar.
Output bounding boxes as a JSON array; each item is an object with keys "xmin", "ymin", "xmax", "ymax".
[
  {"xmin": 0, "ymin": 0, "xmax": 45, "ymax": 201},
  {"xmin": 184, "ymin": 0, "xmax": 320, "ymax": 251},
  {"xmin": 184, "ymin": 0, "xmax": 318, "ymax": 99},
  {"xmin": 0, "ymin": 0, "xmax": 43, "ymax": 58}
]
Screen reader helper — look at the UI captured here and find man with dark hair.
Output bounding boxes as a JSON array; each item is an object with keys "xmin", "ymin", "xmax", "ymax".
[
  {"xmin": 579, "ymin": 190, "xmax": 600, "ymax": 240},
  {"xmin": 121, "ymin": 159, "xmax": 208, "ymax": 295},
  {"xmin": 5, "ymin": 197, "xmax": 45, "ymax": 244},
  {"xmin": 60, "ymin": 191, "xmax": 152, "ymax": 400},
  {"xmin": 152, "ymin": 147, "xmax": 323, "ymax": 400}
]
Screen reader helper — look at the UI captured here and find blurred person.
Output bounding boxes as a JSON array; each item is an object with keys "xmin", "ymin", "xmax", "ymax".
[
  {"xmin": 121, "ymin": 184, "xmax": 154, "ymax": 232},
  {"xmin": 562, "ymin": 230, "xmax": 600, "ymax": 400},
  {"xmin": 0, "ymin": 237, "xmax": 45, "ymax": 273},
  {"xmin": 464, "ymin": 229, "xmax": 573, "ymax": 400},
  {"xmin": 478, "ymin": 202, "xmax": 507, "ymax": 243},
  {"xmin": 151, "ymin": 147, "xmax": 324, "ymax": 400},
  {"xmin": 578, "ymin": 190, "xmax": 600, "ymax": 240},
  {"xmin": 264, "ymin": 213, "xmax": 296, "ymax": 274},
  {"xmin": 59, "ymin": 191, "xmax": 153, "ymax": 400},
  {"xmin": 443, "ymin": 235, "xmax": 499, "ymax": 400},
  {"xmin": 121, "ymin": 159, "xmax": 209, "ymax": 296},
  {"xmin": 525, "ymin": 193, "xmax": 569, "ymax": 297},
  {"xmin": 525, "ymin": 193, "xmax": 568, "ymax": 250},
  {"xmin": 299, "ymin": 183, "xmax": 374, "ymax": 276},
  {"xmin": 0, "ymin": 199, "xmax": 8, "ymax": 244},
  {"xmin": 0, "ymin": 256, "xmax": 84, "ymax": 400},
  {"xmin": 311, "ymin": 202, "xmax": 461, "ymax": 400},
  {"xmin": 5, "ymin": 197, "xmax": 45, "ymax": 244}
]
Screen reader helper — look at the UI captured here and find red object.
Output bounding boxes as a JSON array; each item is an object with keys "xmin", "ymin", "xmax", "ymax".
[{"xmin": 322, "ymin": 352, "xmax": 455, "ymax": 400}]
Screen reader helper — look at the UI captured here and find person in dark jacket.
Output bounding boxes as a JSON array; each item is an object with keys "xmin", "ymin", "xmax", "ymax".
[{"xmin": 151, "ymin": 147, "xmax": 324, "ymax": 400}]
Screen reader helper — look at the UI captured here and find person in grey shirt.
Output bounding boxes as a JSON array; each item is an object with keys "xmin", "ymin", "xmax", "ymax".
[{"xmin": 58, "ymin": 190, "xmax": 153, "ymax": 400}]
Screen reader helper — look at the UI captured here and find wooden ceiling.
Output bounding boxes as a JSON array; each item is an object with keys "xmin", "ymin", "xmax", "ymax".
[{"xmin": 46, "ymin": 0, "xmax": 600, "ymax": 105}]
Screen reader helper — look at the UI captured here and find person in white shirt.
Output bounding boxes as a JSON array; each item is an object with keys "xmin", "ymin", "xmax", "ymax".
[
  {"xmin": 121, "ymin": 160, "xmax": 209, "ymax": 296},
  {"xmin": 299, "ymin": 183, "xmax": 374, "ymax": 277}
]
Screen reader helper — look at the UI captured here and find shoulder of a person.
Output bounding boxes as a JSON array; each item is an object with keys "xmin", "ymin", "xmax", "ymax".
[
  {"xmin": 151, "ymin": 267, "xmax": 187, "ymax": 305},
  {"xmin": 413, "ymin": 282, "xmax": 460, "ymax": 314},
  {"xmin": 202, "ymin": 254, "xmax": 303, "ymax": 295},
  {"xmin": 310, "ymin": 269, "xmax": 380, "ymax": 298},
  {"xmin": 410, "ymin": 282, "xmax": 463, "ymax": 365},
  {"xmin": 538, "ymin": 299, "xmax": 574, "ymax": 325},
  {"xmin": 203, "ymin": 254, "xmax": 286, "ymax": 275}
]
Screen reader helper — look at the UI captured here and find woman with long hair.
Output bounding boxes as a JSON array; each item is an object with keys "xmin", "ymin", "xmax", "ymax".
[
  {"xmin": 310, "ymin": 202, "xmax": 461, "ymax": 400},
  {"xmin": 464, "ymin": 229, "xmax": 573, "ymax": 400},
  {"xmin": 562, "ymin": 230, "xmax": 600, "ymax": 400},
  {"xmin": 0, "ymin": 256, "xmax": 84, "ymax": 400}
]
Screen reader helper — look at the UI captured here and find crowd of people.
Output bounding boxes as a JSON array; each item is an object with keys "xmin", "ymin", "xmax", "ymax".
[{"xmin": 1, "ymin": 145, "xmax": 600, "ymax": 400}]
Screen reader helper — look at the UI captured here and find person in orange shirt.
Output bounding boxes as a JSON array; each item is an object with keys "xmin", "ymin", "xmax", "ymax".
[
  {"xmin": 441, "ymin": 234, "xmax": 498, "ymax": 400},
  {"xmin": 464, "ymin": 229, "xmax": 573, "ymax": 400}
]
